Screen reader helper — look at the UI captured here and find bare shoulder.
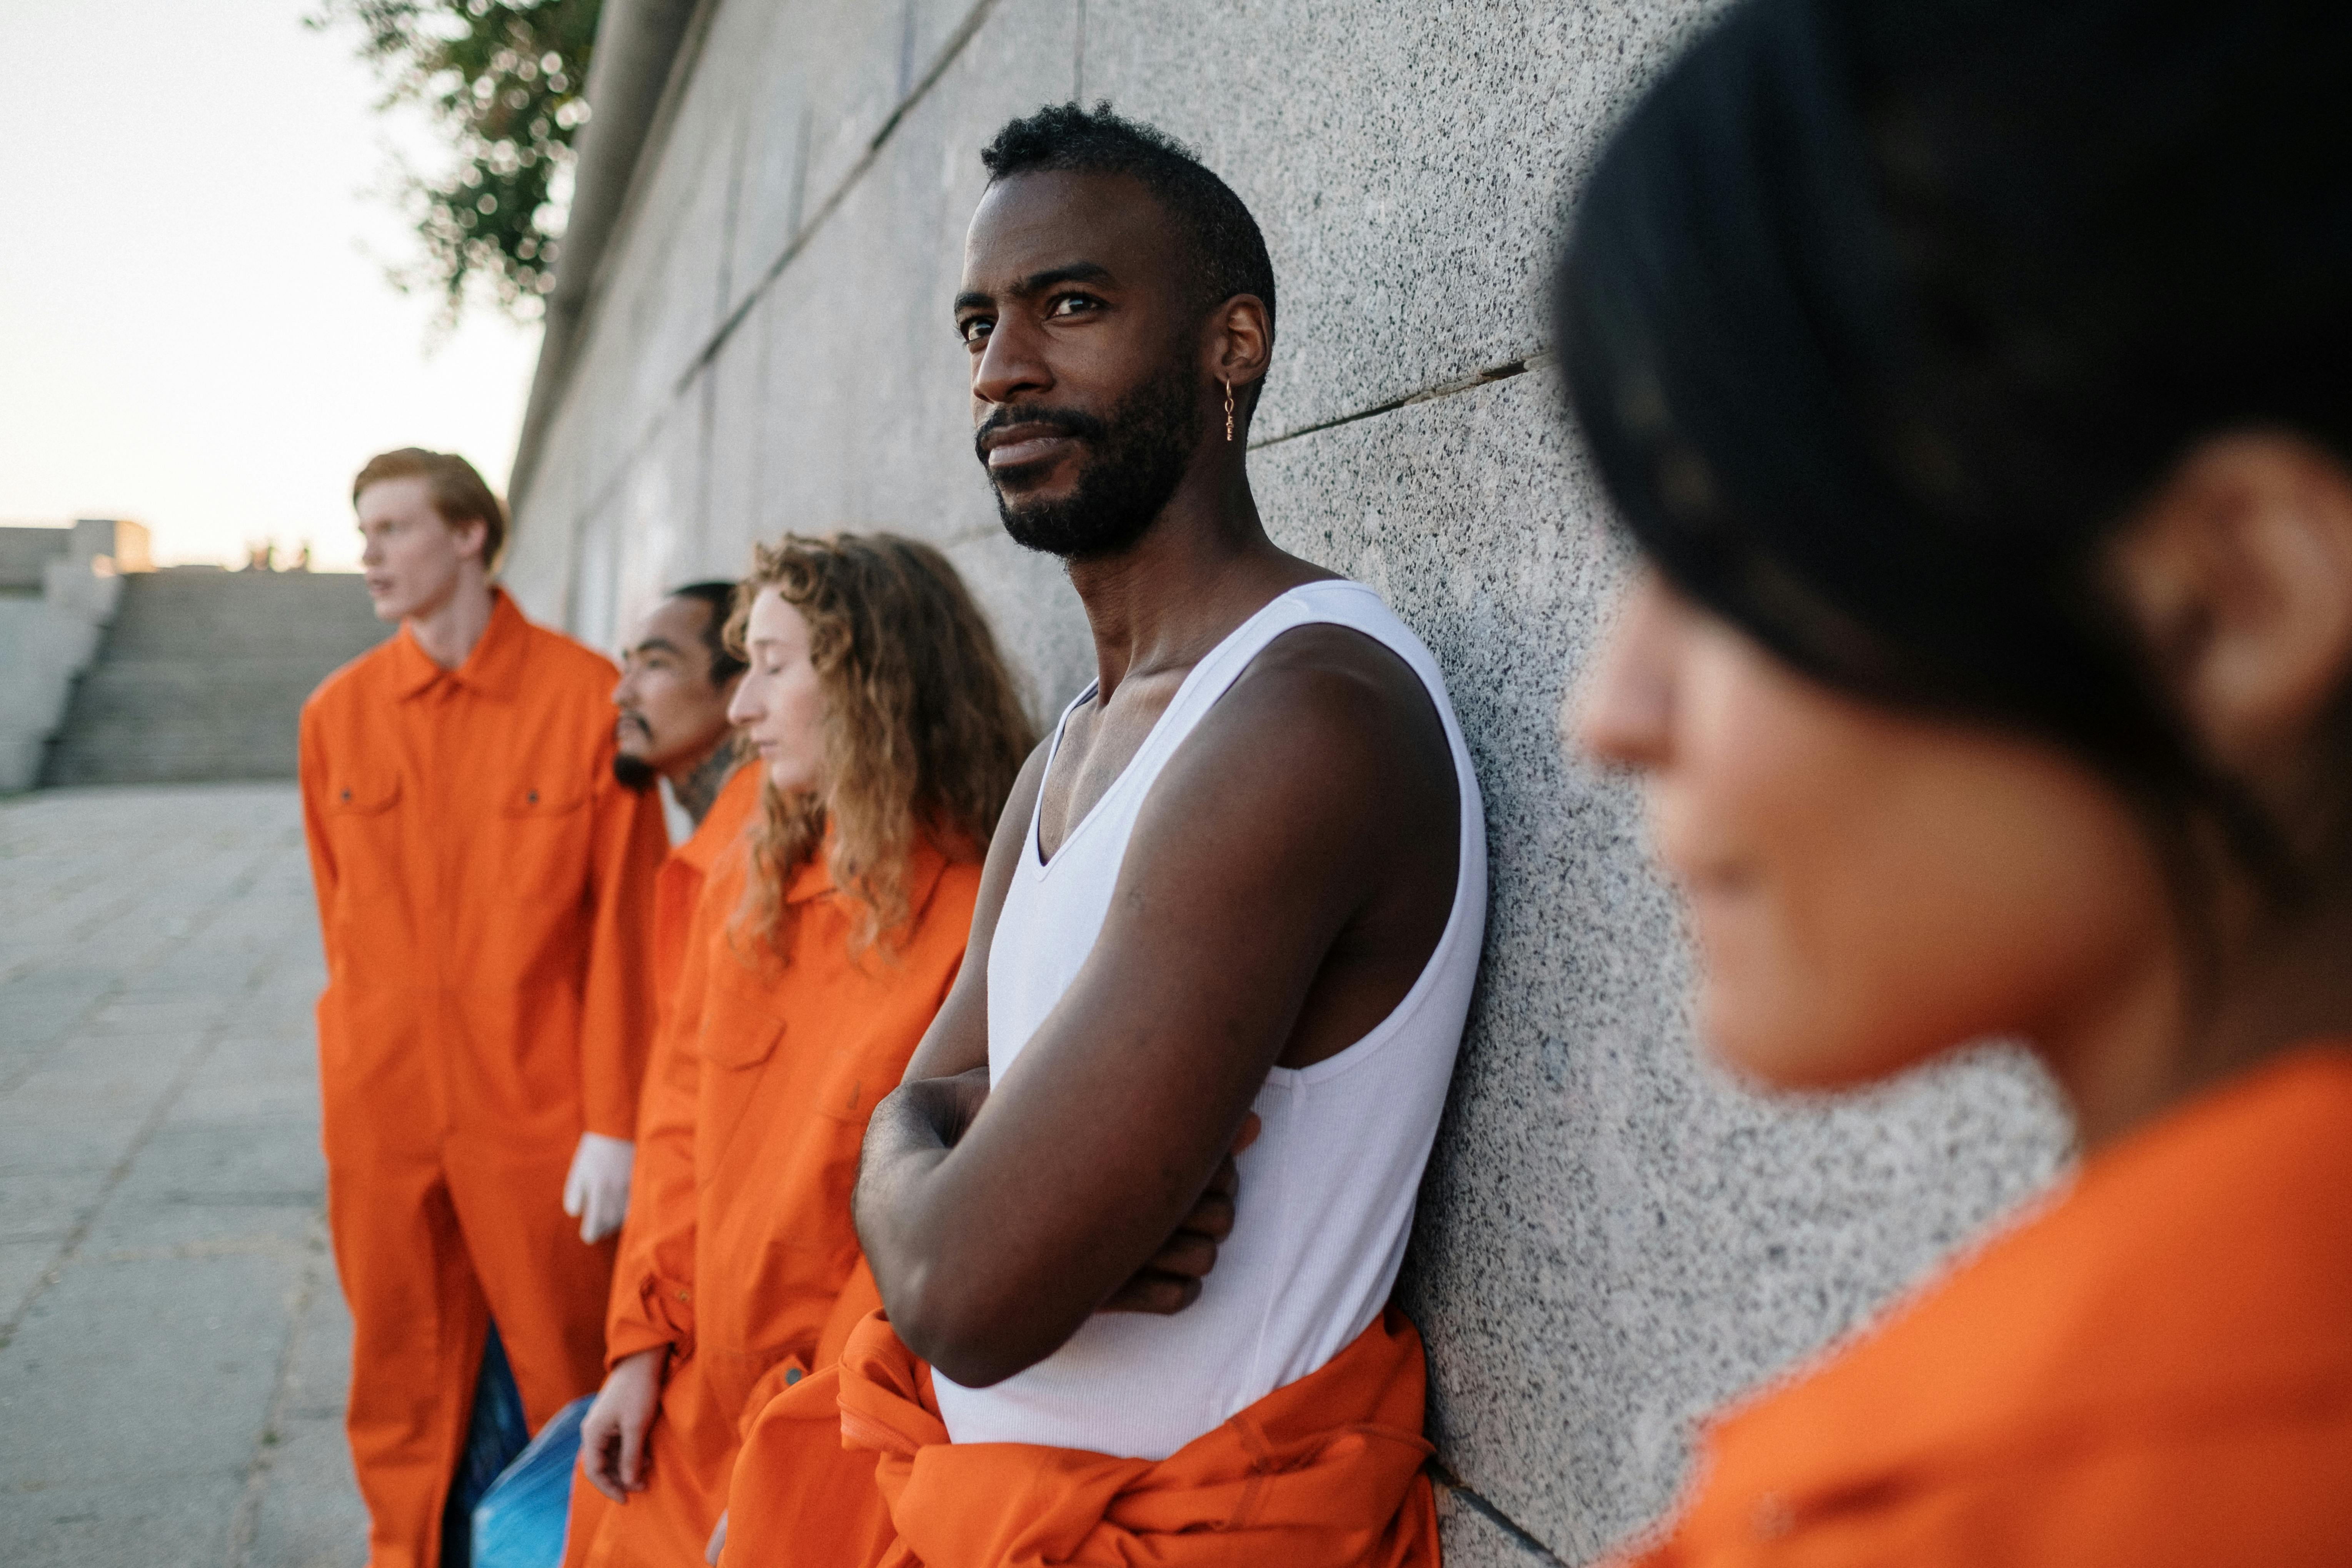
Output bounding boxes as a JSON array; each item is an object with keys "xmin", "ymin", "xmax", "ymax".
[
  {"xmin": 1215, "ymin": 622, "xmax": 1451, "ymax": 780},
  {"xmin": 1148, "ymin": 620, "xmax": 1458, "ymax": 863}
]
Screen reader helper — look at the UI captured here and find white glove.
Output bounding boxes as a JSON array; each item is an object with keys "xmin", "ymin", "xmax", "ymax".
[{"xmin": 563, "ymin": 1132, "xmax": 634, "ymax": 1244}]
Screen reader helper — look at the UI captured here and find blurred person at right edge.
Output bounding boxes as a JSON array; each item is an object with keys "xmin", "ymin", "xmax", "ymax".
[
  {"xmin": 1557, "ymin": 2, "xmax": 2352, "ymax": 1563},
  {"xmin": 560, "ymin": 534, "xmax": 1034, "ymax": 1568}
]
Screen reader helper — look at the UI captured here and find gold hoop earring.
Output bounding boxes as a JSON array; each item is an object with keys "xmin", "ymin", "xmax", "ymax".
[{"xmin": 1223, "ymin": 379, "xmax": 1235, "ymax": 443}]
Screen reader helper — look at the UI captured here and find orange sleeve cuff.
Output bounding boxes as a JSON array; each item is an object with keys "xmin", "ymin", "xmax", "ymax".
[{"xmin": 607, "ymin": 1271, "xmax": 696, "ymax": 1370}]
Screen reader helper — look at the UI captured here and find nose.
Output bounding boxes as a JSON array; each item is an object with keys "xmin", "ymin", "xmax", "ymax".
[
  {"xmin": 724, "ymin": 677, "xmax": 759, "ymax": 728},
  {"xmin": 1574, "ymin": 568, "xmax": 1678, "ymax": 771},
  {"xmin": 971, "ymin": 312, "xmax": 1052, "ymax": 412}
]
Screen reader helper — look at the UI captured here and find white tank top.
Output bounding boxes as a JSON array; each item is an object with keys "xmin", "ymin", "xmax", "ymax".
[{"xmin": 933, "ymin": 580, "xmax": 1488, "ymax": 1459}]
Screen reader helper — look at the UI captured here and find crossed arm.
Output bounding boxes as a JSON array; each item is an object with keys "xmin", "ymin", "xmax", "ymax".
[{"xmin": 853, "ymin": 628, "xmax": 1459, "ymax": 1388}]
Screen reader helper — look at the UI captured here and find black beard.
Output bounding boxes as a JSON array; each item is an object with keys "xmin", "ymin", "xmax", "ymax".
[
  {"xmin": 611, "ymin": 752, "xmax": 658, "ymax": 793},
  {"xmin": 978, "ymin": 365, "xmax": 1201, "ymax": 561}
]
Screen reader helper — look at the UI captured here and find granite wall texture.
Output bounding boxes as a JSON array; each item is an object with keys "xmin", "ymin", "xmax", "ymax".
[{"xmin": 504, "ymin": 3, "xmax": 2073, "ymax": 1561}]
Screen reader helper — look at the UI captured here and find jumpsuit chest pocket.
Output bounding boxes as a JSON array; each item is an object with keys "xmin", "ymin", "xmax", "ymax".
[
  {"xmin": 322, "ymin": 776, "xmax": 403, "ymax": 902},
  {"xmin": 499, "ymin": 781, "xmax": 591, "ymax": 904},
  {"xmin": 699, "ymin": 950, "xmax": 788, "ymax": 1070}
]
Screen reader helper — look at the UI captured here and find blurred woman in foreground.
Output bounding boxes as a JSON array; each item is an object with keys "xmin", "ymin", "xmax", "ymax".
[
  {"xmin": 1559, "ymin": 0, "xmax": 2352, "ymax": 1560},
  {"xmin": 562, "ymin": 534, "xmax": 1032, "ymax": 1567}
]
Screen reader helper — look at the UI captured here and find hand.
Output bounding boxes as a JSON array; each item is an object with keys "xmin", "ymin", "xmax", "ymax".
[
  {"xmin": 705, "ymin": 1510, "xmax": 727, "ymax": 1565},
  {"xmin": 1099, "ymin": 1113, "xmax": 1260, "ymax": 1315},
  {"xmin": 578, "ymin": 1348, "xmax": 664, "ymax": 1501},
  {"xmin": 564, "ymin": 1131, "xmax": 634, "ymax": 1243}
]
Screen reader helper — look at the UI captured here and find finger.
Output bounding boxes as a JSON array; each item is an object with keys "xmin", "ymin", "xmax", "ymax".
[
  {"xmin": 1177, "ymin": 1189, "xmax": 1236, "ymax": 1242},
  {"xmin": 1142, "ymin": 1232, "xmax": 1219, "ymax": 1279},
  {"xmin": 1229, "ymin": 1113, "xmax": 1263, "ymax": 1156},
  {"xmin": 1201, "ymin": 1154, "xmax": 1240, "ymax": 1200},
  {"xmin": 705, "ymin": 1512, "xmax": 729, "ymax": 1565},
  {"xmin": 1099, "ymin": 1270, "xmax": 1202, "ymax": 1315},
  {"xmin": 581, "ymin": 1423, "xmax": 626, "ymax": 1501},
  {"xmin": 618, "ymin": 1413, "xmax": 647, "ymax": 1490},
  {"xmin": 563, "ymin": 1183, "xmax": 583, "ymax": 1218}
]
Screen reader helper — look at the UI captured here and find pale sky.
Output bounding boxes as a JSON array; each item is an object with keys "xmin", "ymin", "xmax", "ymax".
[{"xmin": 0, "ymin": 0, "xmax": 542, "ymax": 570}]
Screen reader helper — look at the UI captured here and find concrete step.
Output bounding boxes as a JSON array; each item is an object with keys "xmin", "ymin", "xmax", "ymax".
[
  {"xmin": 95, "ymin": 571, "xmax": 386, "ymax": 660},
  {"xmin": 40, "ymin": 572, "xmax": 393, "ymax": 785}
]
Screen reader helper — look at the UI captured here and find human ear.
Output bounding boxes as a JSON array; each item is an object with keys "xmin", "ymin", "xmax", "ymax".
[
  {"xmin": 450, "ymin": 515, "xmax": 490, "ymax": 566},
  {"xmin": 2111, "ymin": 432, "xmax": 2352, "ymax": 771},
  {"xmin": 1207, "ymin": 295, "xmax": 1273, "ymax": 392}
]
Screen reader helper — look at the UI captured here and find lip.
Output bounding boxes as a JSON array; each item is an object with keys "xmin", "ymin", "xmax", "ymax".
[{"xmin": 982, "ymin": 425, "xmax": 1076, "ymax": 470}]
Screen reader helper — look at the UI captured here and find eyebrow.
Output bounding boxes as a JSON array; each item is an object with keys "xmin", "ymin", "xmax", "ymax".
[
  {"xmin": 953, "ymin": 261, "xmax": 1114, "ymax": 315},
  {"xmin": 631, "ymin": 636, "xmax": 684, "ymax": 657}
]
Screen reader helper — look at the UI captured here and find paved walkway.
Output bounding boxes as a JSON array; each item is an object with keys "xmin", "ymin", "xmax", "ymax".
[{"xmin": 0, "ymin": 784, "xmax": 366, "ymax": 1566}]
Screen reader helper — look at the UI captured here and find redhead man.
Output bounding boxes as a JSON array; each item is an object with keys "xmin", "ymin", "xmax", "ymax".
[{"xmin": 299, "ymin": 448, "xmax": 668, "ymax": 1568}]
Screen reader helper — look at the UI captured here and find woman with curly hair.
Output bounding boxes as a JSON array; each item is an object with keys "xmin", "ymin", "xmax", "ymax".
[
  {"xmin": 561, "ymin": 533, "xmax": 1033, "ymax": 1568},
  {"xmin": 1561, "ymin": 1, "xmax": 2352, "ymax": 1561}
]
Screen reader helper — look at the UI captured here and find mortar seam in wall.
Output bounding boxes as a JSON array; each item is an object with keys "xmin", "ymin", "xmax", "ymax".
[
  {"xmin": 1249, "ymin": 348, "xmax": 1556, "ymax": 453},
  {"xmin": 675, "ymin": 0, "xmax": 1005, "ymax": 395},
  {"xmin": 1433, "ymin": 1466, "xmax": 1576, "ymax": 1568}
]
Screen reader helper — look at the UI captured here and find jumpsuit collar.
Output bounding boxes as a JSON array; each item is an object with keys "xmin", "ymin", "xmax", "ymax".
[{"xmin": 391, "ymin": 587, "xmax": 528, "ymax": 701}]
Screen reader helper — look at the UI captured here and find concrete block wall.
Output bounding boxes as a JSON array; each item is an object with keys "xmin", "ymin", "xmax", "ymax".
[{"xmin": 505, "ymin": 3, "xmax": 2072, "ymax": 1560}]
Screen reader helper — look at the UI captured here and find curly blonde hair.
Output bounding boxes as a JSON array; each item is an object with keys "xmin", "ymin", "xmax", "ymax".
[{"xmin": 725, "ymin": 532, "xmax": 1035, "ymax": 954}]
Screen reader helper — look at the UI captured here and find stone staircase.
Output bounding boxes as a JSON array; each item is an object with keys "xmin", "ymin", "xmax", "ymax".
[{"xmin": 40, "ymin": 570, "xmax": 392, "ymax": 786}]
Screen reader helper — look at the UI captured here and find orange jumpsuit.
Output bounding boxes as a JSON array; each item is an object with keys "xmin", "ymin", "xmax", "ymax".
[
  {"xmin": 300, "ymin": 589, "xmax": 668, "ymax": 1568},
  {"xmin": 719, "ymin": 1304, "xmax": 1439, "ymax": 1568},
  {"xmin": 562, "ymin": 832, "xmax": 981, "ymax": 1567},
  {"xmin": 1612, "ymin": 1045, "xmax": 2352, "ymax": 1568},
  {"xmin": 649, "ymin": 762, "xmax": 763, "ymax": 1031}
]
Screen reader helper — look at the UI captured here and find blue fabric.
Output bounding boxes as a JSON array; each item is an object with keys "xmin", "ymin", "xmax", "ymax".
[
  {"xmin": 472, "ymin": 1393, "xmax": 593, "ymax": 1568},
  {"xmin": 442, "ymin": 1323, "xmax": 533, "ymax": 1568}
]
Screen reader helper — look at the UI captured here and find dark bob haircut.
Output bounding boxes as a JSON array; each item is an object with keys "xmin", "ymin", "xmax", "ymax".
[{"xmin": 1556, "ymin": 0, "xmax": 2352, "ymax": 896}]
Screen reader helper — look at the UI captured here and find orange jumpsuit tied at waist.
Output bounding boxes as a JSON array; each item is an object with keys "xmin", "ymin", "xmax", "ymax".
[
  {"xmin": 1614, "ymin": 1046, "xmax": 2352, "ymax": 1568},
  {"xmin": 722, "ymin": 1305, "xmax": 1440, "ymax": 1568},
  {"xmin": 300, "ymin": 589, "xmax": 668, "ymax": 1568},
  {"xmin": 564, "ymin": 832, "xmax": 981, "ymax": 1568}
]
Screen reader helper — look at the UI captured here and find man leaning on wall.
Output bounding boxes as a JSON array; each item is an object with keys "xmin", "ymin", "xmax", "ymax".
[
  {"xmin": 721, "ymin": 104, "xmax": 1487, "ymax": 1568},
  {"xmin": 298, "ymin": 448, "xmax": 669, "ymax": 1568}
]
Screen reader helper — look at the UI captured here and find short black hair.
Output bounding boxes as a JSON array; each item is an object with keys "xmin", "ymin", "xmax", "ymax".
[
  {"xmin": 668, "ymin": 580, "xmax": 746, "ymax": 686},
  {"xmin": 981, "ymin": 102, "xmax": 1276, "ymax": 338}
]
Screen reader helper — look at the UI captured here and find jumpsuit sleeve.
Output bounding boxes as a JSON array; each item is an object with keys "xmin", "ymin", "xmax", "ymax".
[
  {"xmin": 602, "ymin": 878, "xmax": 713, "ymax": 1366},
  {"xmin": 576, "ymin": 767, "xmax": 670, "ymax": 1140},
  {"xmin": 297, "ymin": 702, "xmax": 339, "ymax": 949}
]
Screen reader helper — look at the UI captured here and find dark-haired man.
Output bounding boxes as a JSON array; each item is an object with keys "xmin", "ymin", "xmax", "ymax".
[
  {"xmin": 612, "ymin": 582, "xmax": 749, "ymax": 825},
  {"xmin": 611, "ymin": 578, "xmax": 761, "ymax": 1020},
  {"xmin": 301, "ymin": 448, "xmax": 668, "ymax": 1568},
  {"xmin": 722, "ymin": 104, "xmax": 1484, "ymax": 1568}
]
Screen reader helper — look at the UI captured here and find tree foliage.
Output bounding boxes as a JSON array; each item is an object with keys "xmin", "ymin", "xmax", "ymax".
[{"xmin": 314, "ymin": 0, "xmax": 602, "ymax": 324}]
